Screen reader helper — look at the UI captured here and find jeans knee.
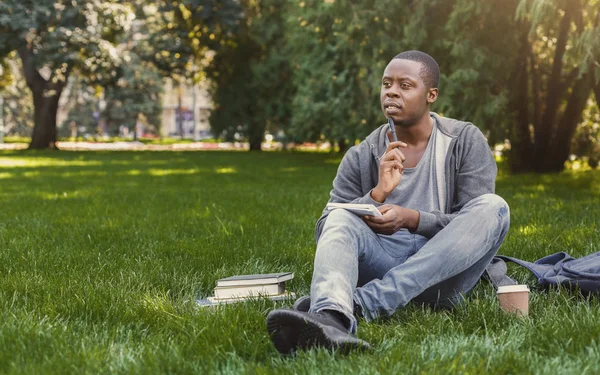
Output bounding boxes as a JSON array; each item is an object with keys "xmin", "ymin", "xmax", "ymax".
[
  {"xmin": 466, "ymin": 193, "xmax": 509, "ymax": 223},
  {"xmin": 318, "ymin": 209, "xmax": 373, "ymax": 259},
  {"xmin": 322, "ymin": 208, "xmax": 365, "ymax": 233},
  {"xmin": 477, "ymin": 193, "xmax": 510, "ymax": 227}
]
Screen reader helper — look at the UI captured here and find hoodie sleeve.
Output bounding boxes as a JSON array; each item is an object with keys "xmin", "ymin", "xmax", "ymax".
[
  {"xmin": 314, "ymin": 145, "xmax": 381, "ymax": 241},
  {"xmin": 415, "ymin": 125, "xmax": 497, "ymax": 238}
]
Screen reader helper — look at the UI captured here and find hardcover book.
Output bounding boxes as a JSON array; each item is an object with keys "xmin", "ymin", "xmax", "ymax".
[
  {"xmin": 214, "ymin": 283, "xmax": 285, "ymax": 299},
  {"xmin": 197, "ymin": 291, "xmax": 296, "ymax": 307},
  {"xmin": 216, "ymin": 272, "xmax": 294, "ymax": 287}
]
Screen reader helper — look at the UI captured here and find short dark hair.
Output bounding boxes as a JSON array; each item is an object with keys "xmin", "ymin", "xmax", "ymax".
[{"xmin": 393, "ymin": 50, "xmax": 440, "ymax": 88}]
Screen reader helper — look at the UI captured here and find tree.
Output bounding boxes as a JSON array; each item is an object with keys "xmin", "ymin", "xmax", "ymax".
[
  {"xmin": 510, "ymin": 0, "xmax": 600, "ymax": 172},
  {"xmin": 439, "ymin": 0, "xmax": 600, "ymax": 172},
  {"xmin": 0, "ymin": 0, "xmax": 134, "ymax": 149},
  {"xmin": 0, "ymin": 58, "xmax": 11, "ymax": 91},
  {"xmin": 571, "ymin": 98, "xmax": 600, "ymax": 167},
  {"xmin": 103, "ymin": 56, "xmax": 163, "ymax": 139},
  {"xmin": 432, "ymin": 0, "xmax": 521, "ymax": 147},
  {"xmin": 57, "ymin": 3, "xmax": 165, "ymax": 141},
  {"xmin": 101, "ymin": 6, "xmax": 165, "ymax": 139},
  {"xmin": 63, "ymin": 77, "xmax": 100, "ymax": 138},
  {"xmin": 0, "ymin": 57, "xmax": 34, "ymax": 137},
  {"xmin": 286, "ymin": 0, "xmax": 600, "ymax": 169},
  {"xmin": 137, "ymin": 0, "xmax": 242, "ymax": 140},
  {"xmin": 150, "ymin": 0, "xmax": 241, "ymax": 75},
  {"xmin": 203, "ymin": 0, "xmax": 294, "ymax": 151},
  {"xmin": 285, "ymin": 0, "xmax": 452, "ymax": 150}
]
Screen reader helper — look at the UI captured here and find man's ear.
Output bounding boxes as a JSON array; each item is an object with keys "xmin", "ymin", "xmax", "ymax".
[{"xmin": 427, "ymin": 88, "xmax": 438, "ymax": 104}]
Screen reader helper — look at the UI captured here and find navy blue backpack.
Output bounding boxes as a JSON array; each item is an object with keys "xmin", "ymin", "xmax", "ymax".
[{"xmin": 485, "ymin": 252, "xmax": 600, "ymax": 295}]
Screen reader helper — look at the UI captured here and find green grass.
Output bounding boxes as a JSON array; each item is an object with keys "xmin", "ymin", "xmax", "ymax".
[
  {"xmin": 0, "ymin": 150, "xmax": 599, "ymax": 374},
  {"xmin": 1, "ymin": 136, "xmax": 31, "ymax": 144}
]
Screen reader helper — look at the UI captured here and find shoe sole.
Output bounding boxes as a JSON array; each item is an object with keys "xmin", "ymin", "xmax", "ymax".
[{"xmin": 266, "ymin": 309, "xmax": 371, "ymax": 355}]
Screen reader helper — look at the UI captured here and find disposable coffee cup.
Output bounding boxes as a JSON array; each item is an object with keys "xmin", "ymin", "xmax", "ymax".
[{"xmin": 497, "ymin": 285, "xmax": 530, "ymax": 317}]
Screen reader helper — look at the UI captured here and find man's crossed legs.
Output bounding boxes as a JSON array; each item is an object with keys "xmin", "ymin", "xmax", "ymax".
[{"xmin": 267, "ymin": 194, "xmax": 510, "ymax": 354}]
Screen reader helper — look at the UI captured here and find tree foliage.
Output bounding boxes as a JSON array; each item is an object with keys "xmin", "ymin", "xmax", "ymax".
[
  {"xmin": 282, "ymin": 0, "xmax": 600, "ymax": 170},
  {"xmin": 0, "ymin": 0, "xmax": 134, "ymax": 148},
  {"xmin": 285, "ymin": 0, "xmax": 450, "ymax": 148},
  {"xmin": 63, "ymin": 78, "xmax": 99, "ymax": 138},
  {"xmin": 0, "ymin": 58, "xmax": 34, "ymax": 136},
  {"xmin": 440, "ymin": 0, "xmax": 600, "ymax": 172},
  {"xmin": 149, "ymin": 0, "xmax": 241, "ymax": 77},
  {"xmin": 434, "ymin": 0, "xmax": 521, "ymax": 146},
  {"xmin": 572, "ymin": 99, "xmax": 600, "ymax": 167},
  {"xmin": 101, "ymin": 9, "xmax": 164, "ymax": 138},
  {"xmin": 1, "ymin": 0, "xmax": 599, "ymax": 171},
  {"xmin": 204, "ymin": 0, "xmax": 294, "ymax": 150},
  {"xmin": 102, "ymin": 55, "xmax": 163, "ymax": 137}
]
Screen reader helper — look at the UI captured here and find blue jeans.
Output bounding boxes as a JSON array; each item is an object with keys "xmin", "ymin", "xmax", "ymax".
[{"xmin": 309, "ymin": 194, "xmax": 510, "ymax": 334}]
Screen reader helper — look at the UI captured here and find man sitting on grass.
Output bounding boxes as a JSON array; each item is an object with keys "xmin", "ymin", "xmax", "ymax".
[{"xmin": 266, "ymin": 50, "xmax": 510, "ymax": 354}]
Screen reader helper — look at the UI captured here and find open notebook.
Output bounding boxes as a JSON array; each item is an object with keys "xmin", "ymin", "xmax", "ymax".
[{"xmin": 326, "ymin": 203, "xmax": 382, "ymax": 217}]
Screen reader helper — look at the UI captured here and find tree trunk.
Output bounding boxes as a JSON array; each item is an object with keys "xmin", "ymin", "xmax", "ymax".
[
  {"xmin": 133, "ymin": 116, "xmax": 138, "ymax": 141},
  {"xmin": 248, "ymin": 118, "xmax": 264, "ymax": 151},
  {"xmin": 248, "ymin": 131, "xmax": 263, "ymax": 151},
  {"xmin": 177, "ymin": 81, "xmax": 183, "ymax": 138},
  {"xmin": 533, "ymin": 4, "xmax": 573, "ymax": 163},
  {"xmin": 18, "ymin": 47, "xmax": 69, "ymax": 150},
  {"xmin": 507, "ymin": 3, "xmax": 593, "ymax": 173},
  {"xmin": 337, "ymin": 138, "xmax": 349, "ymax": 153},
  {"xmin": 249, "ymin": 139, "xmax": 262, "ymax": 151},
  {"xmin": 29, "ymin": 91, "xmax": 61, "ymax": 149},
  {"xmin": 546, "ymin": 74, "xmax": 594, "ymax": 171},
  {"xmin": 512, "ymin": 74, "xmax": 593, "ymax": 173},
  {"xmin": 508, "ymin": 22, "xmax": 534, "ymax": 173}
]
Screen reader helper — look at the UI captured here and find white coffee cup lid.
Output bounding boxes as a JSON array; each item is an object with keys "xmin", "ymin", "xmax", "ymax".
[{"xmin": 497, "ymin": 285, "xmax": 530, "ymax": 294}]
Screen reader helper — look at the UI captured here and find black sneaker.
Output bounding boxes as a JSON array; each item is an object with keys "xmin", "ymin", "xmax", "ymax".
[
  {"xmin": 292, "ymin": 295, "xmax": 364, "ymax": 319},
  {"xmin": 266, "ymin": 309, "xmax": 371, "ymax": 355}
]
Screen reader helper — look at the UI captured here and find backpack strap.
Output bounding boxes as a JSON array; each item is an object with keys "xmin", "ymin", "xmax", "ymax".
[
  {"xmin": 495, "ymin": 255, "xmax": 548, "ymax": 280},
  {"xmin": 484, "ymin": 257, "xmax": 518, "ymax": 289},
  {"xmin": 496, "ymin": 252, "xmax": 574, "ymax": 280}
]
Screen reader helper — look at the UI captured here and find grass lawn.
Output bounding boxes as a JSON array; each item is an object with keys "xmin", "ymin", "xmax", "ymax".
[{"xmin": 1, "ymin": 150, "xmax": 599, "ymax": 374}]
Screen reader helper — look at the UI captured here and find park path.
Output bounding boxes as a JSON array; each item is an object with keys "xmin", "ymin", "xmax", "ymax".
[
  {"xmin": 0, "ymin": 141, "xmax": 325, "ymax": 151},
  {"xmin": 0, "ymin": 141, "xmax": 251, "ymax": 151}
]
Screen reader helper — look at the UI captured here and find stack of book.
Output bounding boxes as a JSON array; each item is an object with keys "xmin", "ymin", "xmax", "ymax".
[{"xmin": 198, "ymin": 272, "xmax": 295, "ymax": 306}]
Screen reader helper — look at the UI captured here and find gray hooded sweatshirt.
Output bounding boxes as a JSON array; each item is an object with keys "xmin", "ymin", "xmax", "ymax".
[{"xmin": 315, "ymin": 112, "xmax": 497, "ymax": 241}]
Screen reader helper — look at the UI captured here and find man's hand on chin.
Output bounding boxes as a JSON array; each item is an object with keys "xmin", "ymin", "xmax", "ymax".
[{"xmin": 363, "ymin": 204, "xmax": 420, "ymax": 235}]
